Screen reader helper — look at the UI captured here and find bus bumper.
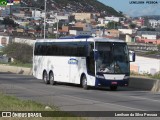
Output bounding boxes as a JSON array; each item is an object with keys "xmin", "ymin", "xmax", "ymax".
[{"xmin": 95, "ymin": 78, "xmax": 129, "ymax": 87}]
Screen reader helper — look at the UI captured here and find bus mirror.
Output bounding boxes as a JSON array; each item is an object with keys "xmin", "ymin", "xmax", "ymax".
[{"xmin": 129, "ymin": 50, "xmax": 135, "ymax": 62}]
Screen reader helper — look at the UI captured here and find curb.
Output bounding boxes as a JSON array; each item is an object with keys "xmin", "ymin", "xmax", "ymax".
[
  {"xmin": 129, "ymin": 76, "xmax": 160, "ymax": 92},
  {"xmin": 0, "ymin": 64, "xmax": 32, "ymax": 75}
]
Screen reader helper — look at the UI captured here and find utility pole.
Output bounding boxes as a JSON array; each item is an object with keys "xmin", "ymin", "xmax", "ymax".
[
  {"xmin": 55, "ymin": 17, "xmax": 59, "ymax": 39},
  {"xmin": 44, "ymin": 0, "xmax": 47, "ymax": 39}
]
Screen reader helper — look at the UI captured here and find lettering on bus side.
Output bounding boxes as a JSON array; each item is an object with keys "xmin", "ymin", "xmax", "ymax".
[{"xmin": 68, "ymin": 58, "xmax": 78, "ymax": 65}]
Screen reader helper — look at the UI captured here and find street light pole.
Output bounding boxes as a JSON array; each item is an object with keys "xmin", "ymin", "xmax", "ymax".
[
  {"xmin": 44, "ymin": 0, "xmax": 47, "ymax": 39},
  {"xmin": 55, "ymin": 17, "xmax": 59, "ymax": 39}
]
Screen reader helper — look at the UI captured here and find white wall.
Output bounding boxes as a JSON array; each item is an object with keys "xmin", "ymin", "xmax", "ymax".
[
  {"xmin": 130, "ymin": 56, "xmax": 160, "ymax": 75},
  {"xmin": 126, "ymin": 35, "xmax": 132, "ymax": 42},
  {"xmin": 118, "ymin": 29, "xmax": 136, "ymax": 34},
  {"xmin": 149, "ymin": 19, "xmax": 160, "ymax": 28},
  {"xmin": 13, "ymin": 13, "xmax": 25, "ymax": 17},
  {"xmin": 83, "ymin": 23, "xmax": 92, "ymax": 31},
  {"xmin": 142, "ymin": 34, "xmax": 157, "ymax": 40},
  {"xmin": 32, "ymin": 10, "xmax": 42, "ymax": 18},
  {"xmin": 105, "ymin": 16, "xmax": 120, "ymax": 22},
  {"xmin": 13, "ymin": 38, "xmax": 35, "ymax": 46},
  {"xmin": 69, "ymin": 30, "xmax": 91, "ymax": 36}
]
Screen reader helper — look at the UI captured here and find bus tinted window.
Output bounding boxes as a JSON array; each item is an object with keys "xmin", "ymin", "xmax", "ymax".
[{"xmin": 34, "ymin": 42, "xmax": 87, "ymax": 57}]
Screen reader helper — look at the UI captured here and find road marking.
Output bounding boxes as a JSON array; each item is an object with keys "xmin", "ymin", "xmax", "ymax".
[
  {"xmin": 129, "ymin": 96, "xmax": 160, "ymax": 103},
  {"xmin": 62, "ymin": 95, "xmax": 145, "ymax": 111},
  {"xmin": 110, "ymin": 91, "xmax": 160, "ymax": 103},
  {"xmin": 91, "ymin": 90, "xmax": 160, "ymax": 103}
]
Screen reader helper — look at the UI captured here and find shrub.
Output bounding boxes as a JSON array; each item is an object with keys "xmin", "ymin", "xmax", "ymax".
[{"xmin": 2, "ymin": 42, "xmax": 33, "ymax": 63}]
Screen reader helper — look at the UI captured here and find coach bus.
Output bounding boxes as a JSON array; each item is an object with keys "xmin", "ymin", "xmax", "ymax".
[{"xmin": 33, "ymin": 36, "xmax": 135, "ymax": 90}]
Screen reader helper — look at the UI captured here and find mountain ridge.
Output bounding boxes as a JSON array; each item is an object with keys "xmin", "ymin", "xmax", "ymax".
[{"xmin": 21, "ymin": 0, "xmax": 122, "ymax": 16}]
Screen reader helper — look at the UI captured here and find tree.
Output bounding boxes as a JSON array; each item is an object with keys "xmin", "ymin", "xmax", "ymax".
[
  {"xmin": 129, "ymin": 23, "xmax": 136, "ymax": 29},
  {"xmin": 35, "ymin": 25, "xmax": 41, "ymax": 31},
  {"xmin": 2, "ymin": 42, "xmax": 33, "ymax": 63},
  {"xmin": 158, "ymin": 44, "xmax": 160, "ymax": 51},
  {"xmin": 107, "ymin": 21, "xmax": 118, "ymax": 29},
  {"xmin": 2, "ymin": 17, "xmax": 18, "ymax": 28}
]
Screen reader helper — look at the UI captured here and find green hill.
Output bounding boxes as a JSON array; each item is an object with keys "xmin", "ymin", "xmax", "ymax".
[{"xmin": 21, "ymin": 0, "xmax": 122, "ymax": 16}]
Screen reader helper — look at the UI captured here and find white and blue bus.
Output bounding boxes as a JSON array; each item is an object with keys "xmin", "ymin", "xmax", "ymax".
[{"xmin": 33, "ymin": 36, "xmax": 135, "ymax": 90}]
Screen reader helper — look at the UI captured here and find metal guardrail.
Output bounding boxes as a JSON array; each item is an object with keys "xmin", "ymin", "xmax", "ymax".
[{"xmin": 128, "ymin": 43, "xmax": 158, "ymax": 51}]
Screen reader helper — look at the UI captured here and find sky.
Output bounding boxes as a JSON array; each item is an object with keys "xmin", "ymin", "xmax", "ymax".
[{"xmin": 98, "ymin": 0, "xmax": 160, "ymax": 17}]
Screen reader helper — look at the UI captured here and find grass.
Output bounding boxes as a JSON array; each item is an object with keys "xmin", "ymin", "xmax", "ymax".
[
  {"xmin": 0, "ymin": 93, "xmax": 85, "ymax": 120},
  {"xmin": 9, "ymin": 63, "xmax": 32, "ymax": 68},
  {"xmin": 131, "ymin": 72, "xmax": 160, "ymax": 80},
  {"xmin": 0, "ymin": 62, "xmax": 32, "ymax": 68},
  {"xmin": 144, "ymin": 51, "xmax": 159, "ymax": 55}
]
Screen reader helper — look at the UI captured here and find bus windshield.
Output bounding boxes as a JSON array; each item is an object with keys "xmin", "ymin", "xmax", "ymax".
[{"xmin": 96, "ymin": 42, "xmax": 129, "ymax": 74}]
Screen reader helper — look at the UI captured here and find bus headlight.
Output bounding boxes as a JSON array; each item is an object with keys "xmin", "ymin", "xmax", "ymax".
[
  {"xmin": 124, "ymin": 76, "xmax": 129, "ymax": 79},
  {"xmin": 96, "ymin": 75, "xmax": 105, "ymax": 79}
]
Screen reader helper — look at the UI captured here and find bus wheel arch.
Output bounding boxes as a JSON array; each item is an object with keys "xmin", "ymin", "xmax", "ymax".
[
  {"xmin": 49, "ymin": 71, "xmax": 56, "ymax": 85},
  {"xmin": 43, "ymin": 70, "xmax": 50, "ymax": 84},
  {"xmin": 80, "ymin": 73, "xmax": 88, "ymax": 90}
]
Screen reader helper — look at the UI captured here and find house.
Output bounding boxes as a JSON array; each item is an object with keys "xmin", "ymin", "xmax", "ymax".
[
  {"xmin": 69, "ymin": 30, "xmax": 91, "ymax": 36},
  {"xmin": 132, "ymin": 18, "xmax": 144, "ymax": 27},
  {"xmin": 0, "ymin": 6, "xmax": 10, "ymax": 17},
  {"xmin": 50, "ymin": 14, "xmax": 69, "ymax": 23},
  {"xmin": 118, "ymin": 29, "xmax": 136, "ymax": 34},
  {"xmin": 32, "ymin": 10, "xmax": 42, "ymax": 18},
  {"xmin": 97, "ymin": 18, "xmax": 107, "ymax": 27},
  {"xmin": 125, "ymin": 34, "xmax": 136, "ymax": 42},
  {"xmin": 149, "ymin": 19, "xmax": 160, "ymax": 28},
  {"xmin": 72, "ymin": 13, "xmax": 93, "ymax": 21},
  {"xmin": 104, "ymin": 16, "xmax": 120, "ymax": 22},
  {"xmin": 136, "ymin": 34, "xmax": 160, "ymax": 44},
  {"xmin": 74, "ymin": 22, "xmax": 92, "ymax": 31},
  {"xmin": 106, "ymin": 29, "xmax": 120, "ymax": 38}
]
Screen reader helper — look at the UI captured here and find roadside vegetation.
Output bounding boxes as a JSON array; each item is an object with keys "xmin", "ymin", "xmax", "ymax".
[
  {"xmin": 2, "ymin": 42, "xmax": 33, "ymax": 64},
  {"xmin": 8, "ymin": 62, "xmax": 32, "ymax": 68},
  {"xmin": 0, "ymin": 93, "xmax": 84, "ymax": 120},
  {"xmin": 131, "ymin": 72, "xmax": 160, "ymax": 80},
  {"xmin": 144, "ymin": 51, "xmax": 159, "ymax": 55},
  {"xmin": 1, "ymin": 42, "xmax": 33, "ymax": 68},
  {"xmin": 139, "ymin": 44, "xmax": 160, "ymax": 56}
]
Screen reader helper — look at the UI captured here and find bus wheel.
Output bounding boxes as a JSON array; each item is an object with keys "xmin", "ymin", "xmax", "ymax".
[
  {"xmin": 49, "ymin": 72, "xmax": 56, "ymax": 85},
  {"xmin": 43, "ymin": 71, "xmax": 50, "ymax": 84},
  {"xmin": 82, "ymin": 75, "xmax": 88, "ymax": 90},
  {"xmin": 110, "ymin": 86, "xmax": 117, "ymax": 91}
]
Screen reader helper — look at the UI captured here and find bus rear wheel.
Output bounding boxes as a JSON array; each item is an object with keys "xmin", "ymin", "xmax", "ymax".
[
  {"xmin": 43, "ymin": 71, "xmax": 50, "ymax": 84},
  {"xmin": 49, "ymin": 72, "xmax": 56, "ymax": 85},
  {"xmin": 82, "ymin": 75, "xmax": 88, "ymax": 90}
]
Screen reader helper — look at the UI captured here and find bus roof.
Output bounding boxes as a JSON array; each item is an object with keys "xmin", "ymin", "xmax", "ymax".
[{"xmin": 36, "ymin": 37, "xmax": 125, "ymax": 43}]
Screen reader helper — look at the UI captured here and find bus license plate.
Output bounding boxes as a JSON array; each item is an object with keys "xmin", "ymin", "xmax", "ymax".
[{"xmin": 111, "ymin": 82, "xmax": 117, "ymax": 85}]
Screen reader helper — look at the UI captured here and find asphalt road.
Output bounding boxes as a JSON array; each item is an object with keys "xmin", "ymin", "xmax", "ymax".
[{"xmin": 0, "ymin": 73, "xmax": 160, "ymax": 120}]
